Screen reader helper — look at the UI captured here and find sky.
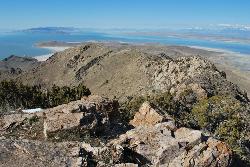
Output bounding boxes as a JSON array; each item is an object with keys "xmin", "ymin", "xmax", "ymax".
[{"xmin": 0, "ymin": 0, "xmax": 249, "ymax": 30}]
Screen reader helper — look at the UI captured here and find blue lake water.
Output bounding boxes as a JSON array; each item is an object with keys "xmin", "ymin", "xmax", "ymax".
[{"xmin": 1, "ymin": 31, "xmax": 250, "ymax": 59}]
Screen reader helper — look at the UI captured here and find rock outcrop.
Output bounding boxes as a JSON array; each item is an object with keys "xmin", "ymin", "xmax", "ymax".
[
  {"xmin": 0, "ymin": 96, "xmax": 233, "ymax": 167},
  {"xmin": 43, "ymin": 95, "xmax": 119, "ymax": 134},
  {"xmin": 109, "ymin": 123, "xmax": 232, "ymax": 167},
  {"xmin": 151, "ymin": 56, "xmax": 248, "ymax": 102},
  {"xmin": 68, "ymin": 117, "xmax": 232, "ymax": 166},
  {"xmin": 0, "ymin": 95, "xmax": 119, "ymax": 139},
  {"xmin": 108, "ymin": 103, "xmax": 232, "ymax": 167}
]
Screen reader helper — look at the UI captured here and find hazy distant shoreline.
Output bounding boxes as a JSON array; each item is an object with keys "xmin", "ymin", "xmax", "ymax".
[{"xmin": 127, "ymin": 31, "xmax": 250, "ymax": 45}]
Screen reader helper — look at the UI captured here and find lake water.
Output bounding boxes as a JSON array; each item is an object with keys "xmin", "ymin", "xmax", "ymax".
[{"xmin": 1, "ymin": 31, "xmax": 250, "ymax": 59}]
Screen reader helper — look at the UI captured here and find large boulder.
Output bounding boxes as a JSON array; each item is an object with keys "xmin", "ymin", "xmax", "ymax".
[
  {"xmin": 129, "ymin": 101, "xmax": 173, "ymax": 127},
  {"xmin": 44, "ymin": 95, "xmax": 118, "ymax": 134}
]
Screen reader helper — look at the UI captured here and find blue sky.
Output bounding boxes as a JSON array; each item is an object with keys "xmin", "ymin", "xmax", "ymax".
[{"xmin": 0, "ymin": 0, "xmax": 249, "ymax": 29}]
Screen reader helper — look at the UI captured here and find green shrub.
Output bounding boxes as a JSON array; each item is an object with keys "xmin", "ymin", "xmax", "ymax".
[
  {"xmin": 120, "ymin": 96, "xmax": 146, "ymax": 122},
  {"xmin": 191, "ymin": 95, "xmax": 243, "ymax": 132},
  {"xmin": 149, "ymin": 92, "xmax": 177, "ymax": 116},
  {"xmin": 215, "ymin": 118, "xmax": 243, "ymax": 146},
  {"xmin": 215, "ymin": 117, "xmax": 250, "ymax": 166},
  {"xmin": 192, "ymin": 95, "xmax": 250, "ymax": 166},
  {"xmin": 0, "ymin": 80, "xmax": 91, "ymax": 114},
  {"xmin": 147, "ymin": 92, "xmax": 199, "ymax": 129},
  {"xmin": 28, "ymin": 115, "xmax": 40, "ymax": 125}
]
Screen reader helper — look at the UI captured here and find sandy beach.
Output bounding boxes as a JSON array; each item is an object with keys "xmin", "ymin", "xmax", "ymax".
[{"xmin": 34, "ymin": 46, "xmax": 70, "ymax": 61}]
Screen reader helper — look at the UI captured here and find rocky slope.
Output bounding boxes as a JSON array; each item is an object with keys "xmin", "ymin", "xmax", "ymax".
[
  {"xmin": 0, "ymin": 55, "xmax": 40, "ymax": 80},
  {"xmin": 0, "ymin": 43, "xmax": 249, "ymax": 166},
  {"xmin": 17, "ymin": 43, "xmax": 248, "ymax": 103},
  {"xmin": 0, "ymin": 96, "xmax": 233, "ymax": 167}
]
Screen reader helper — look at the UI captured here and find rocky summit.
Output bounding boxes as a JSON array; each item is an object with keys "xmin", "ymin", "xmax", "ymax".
[
  {"xmin": 0, "ymin": 43, "xmax": 250, "ymax": 167},
  {"xmin": 0, "ymin": 96, "xmax": 232, "ymax": 167}
]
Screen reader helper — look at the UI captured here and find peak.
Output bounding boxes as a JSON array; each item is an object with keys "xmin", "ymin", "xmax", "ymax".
[
  {"xmin": 3, "ymin": 55, "xmax": 37, "ymax": 62},
  {"xmin": 3, "ymin": 55, "xmax": 19, "ymax": 61}
]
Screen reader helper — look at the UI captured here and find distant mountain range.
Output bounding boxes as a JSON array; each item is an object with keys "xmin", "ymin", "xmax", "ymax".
[
  {"xmin": 22, "ymin": 27, "xmax": 82, "ymax": 34},
  {"xmin": 20, "ymin": 25, "xmax": 250, "ymax": 39}
]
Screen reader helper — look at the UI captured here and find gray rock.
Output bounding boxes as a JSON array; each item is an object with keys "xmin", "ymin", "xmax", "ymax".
[
  {"xmin": 109, "ymin": 123, "xmax": 232, "ymax": 167},
  {"xmin": 0, "ymin": 95, "xmax": 119, "ymax": 138}
]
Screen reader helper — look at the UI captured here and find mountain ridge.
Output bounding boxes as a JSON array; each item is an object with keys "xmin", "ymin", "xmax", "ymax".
[{"xmin": 15, "ymin": 43, "xmax": 248, "ymax": 103}]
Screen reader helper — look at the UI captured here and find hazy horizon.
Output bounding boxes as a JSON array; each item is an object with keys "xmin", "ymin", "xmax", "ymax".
[{"xmin": 1, "ymin": 0, "xmax": 250, "ymax": 30}]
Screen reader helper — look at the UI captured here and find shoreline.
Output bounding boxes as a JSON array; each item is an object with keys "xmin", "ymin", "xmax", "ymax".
[
  {"xmin": 188, "ymin": 45, "xmax": 250, "ymax": 57},
  {"xmin": 33, "ymin": 46, "xmax": 70, "ymax": 61}
]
